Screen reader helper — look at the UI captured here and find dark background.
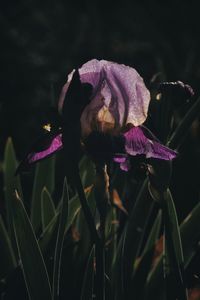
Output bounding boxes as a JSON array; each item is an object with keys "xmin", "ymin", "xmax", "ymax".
[{"xmin": 1, "ymin": 0, "xmax": 200, "ymax": 220}]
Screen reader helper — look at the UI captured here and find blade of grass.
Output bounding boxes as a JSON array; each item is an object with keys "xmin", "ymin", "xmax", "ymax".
[
  {"xmin": 12, "ymin": 191, "xmax": 52, "ymax": 300},
  {"xmin": 52, "ymin": 178, "xmax": 68, "ymax": 300}
]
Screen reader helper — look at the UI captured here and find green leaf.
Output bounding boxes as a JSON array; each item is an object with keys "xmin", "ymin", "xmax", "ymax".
[
  {"xmin": 131, "ymin": 209, "xmax": 162, "ymax": 296},
  {"xmin": 80, "ymin": 246, "xmax": 95, "ymax": 300},
  {"xmin": 38, "ymin": 212, "xmax": 60, "ymax": 253},
  {"xmin": 52, "ymin": 178, "xmax": 69, "ymax": 300},
  {"xmin": 0, "ymin": 215, "xmax": 16, "ymax": 278},
  {"xmin": 41, "ymin": 187, "xmax": 56, "ymax": 230},
  {"xmin": 79, "ymin": 156, "xmax": 95, "ymax": 188},
  {"xmin": 164, "ymin": 189, "xmax": 184, "ymax": 264},
  {"xmin": 142, "ymin": 209, "xmax": 162, "ymax": 256},
  {"xmin": 105, "ymin": 206, "xmax": 118, "ymax": 278},
  {"xmin": 112, "ymin": 179, "xmax": 153, "ymax": 299},
  {"xmin": 131, "ymin": 247, "xmax": 156, "ymax": 300},
  {"xmin": 163, "ymin": 189, "xmax": 187, "ymax": 300},
  {"xmin": 39, "ymin": 186, "xmax": 92, "ymax": 255},
  {"xmin": 73, "ymin": 188, "xmax": 96, "ymax": 266},
  {"xmin": 31, "ymin": 156, "xmax": 55, "ymax": 233},
  {"xmin": 4, "ymin": 137, "xmax": 23, "ymax": 256},
  {"xmin": 181, "ymin": 201, "xmax": 200, "ymax": 267},
  {"xmin": 12, "ymin": 191, "xmax": 52, "ymax": 300},
  {"xmin": 145, "ymin": 189, "xmax": 190, "ymax": 300},
  {"xmin": 64, "ymin": 193, "xmax": 81, "ymax": 233}
]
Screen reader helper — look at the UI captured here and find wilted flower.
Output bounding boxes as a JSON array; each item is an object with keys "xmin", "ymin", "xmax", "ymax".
[{"xmin": 17, "ymin": 59, "xmax": 177, "ymax": 172}]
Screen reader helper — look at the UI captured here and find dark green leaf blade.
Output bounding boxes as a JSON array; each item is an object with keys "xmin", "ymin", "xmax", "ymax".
[
  {"xmin": 142, "ymin": 210, "xmax": 162, "ymax": 256},
  {"xmin": 4, "ymin": 138, "xmax": 23, "ymax": 240},
  {"xmin": 163, "ymin": 189, "xmax": 187, "ymax": 300},
  {"xmin": 112, "ymin": 179, "xmax": 153, "ymax": 299},
  {"xmin": 41, "ymin": 187, "xmax": 56, "ymax": 230},
  {"xmin": 79, "ymin": 156, "xmax": 95, "ymax": 188},
  {"xmin": 145, "ymin": 189, "xmax": 189, "ymax": 300},
  {"xmin": 12, "ymin": 191, "xmax": 52, "ymax": 300},
  {"xmin": 39, "ymin": 187, "xmax": 92, "ymax": 254},
  {"xmin": 72, "ymin": 186, "xmax": 96, "ymax": 277},
  {"xmin": 181, "ymin": 201, "xmax": 200, "ymax": 268},
  {"xmin": 31, "ymin": 156, "xmax": 55, "ymax": 233},
  {"xmin": 147, "ymin": 201, "xmax": 200, "ymax": 299},
  {"xmin": 0, "ymin": 215, "xmax": 16, "ymax": 277},
  {"xmin": 52, "ymin": 178, "xmax": 69, "ymax": 300},
  {"xmin": 130, "ymin": 210, "xmax": 162, "ymax": 299},
  {"xmin": 80, "ymin": 246, "xmax": 95, "ymax": 300},
  {"xmin": 38, "ymin": 212, "xmax": 60, "ymax": 253}
]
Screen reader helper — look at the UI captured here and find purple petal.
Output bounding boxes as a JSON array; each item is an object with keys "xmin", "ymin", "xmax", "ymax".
[
  {"xmin": 113, "ymin": 154, "xmax": 127, "ymax": 163},
  {"xmin": 80, "ymin": 60, "xmax": 150, "ymax": 132},
  {"xmin": 119, "ymin": 159, "xmax": 130, "ymax": 171},
  {"xmin": 59, "ymin": 59, "xmax": 150, "ymax": 137},
  {"xmin": 124, "ymin": 127, "xmax": 177, "ymax": 160},
  {"xmin": 27, "ymin": 133, "xmax": 63, "ymax": 163},
  {"xmin": 113, "ymin": 154, "xmax": 131, "ymax": 171}
]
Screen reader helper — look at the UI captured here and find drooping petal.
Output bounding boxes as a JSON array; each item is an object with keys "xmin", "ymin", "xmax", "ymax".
[
  {"xmin": 27, "ymin": 133, "xmax": 63, "ymax": 163},
  {"xmin": 124, "ymin": 126, "xmax": 177, "ymax": 160},
  {"xmin": 16, "ymin": 132, "xmax": 63, "ymax": 173}
]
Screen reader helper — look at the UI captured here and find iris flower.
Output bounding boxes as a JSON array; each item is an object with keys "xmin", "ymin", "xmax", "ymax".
[{"xmin": 17, "ymin": 59, "xmax": 177, "ymax": 172}]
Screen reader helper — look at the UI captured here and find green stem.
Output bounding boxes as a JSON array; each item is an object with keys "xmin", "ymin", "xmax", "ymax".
[
  {"xmin": 75, "ymin": 172, "xmax": 105, "ymax": 300},
  {"xmin": 74, "ymin": 171, "xmax": 100, "ymax": 245},
  {"xmin": 94, "ymin": 164, "xmax": 107, "ymax": 300}
]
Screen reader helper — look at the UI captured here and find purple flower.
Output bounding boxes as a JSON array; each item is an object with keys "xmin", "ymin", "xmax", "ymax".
[
  {"xmin": 17, "ymin": 59, "xmax": 177, "ymax": 172},
  {"xmin": 59, "ymin": 59, "xmax": 151, "ymax": 137}
]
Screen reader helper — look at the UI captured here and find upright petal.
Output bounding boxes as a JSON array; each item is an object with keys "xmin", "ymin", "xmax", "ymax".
[
  {"xmin": 59, "ymin": 59, "xmax": 150, "ymax": 137},
  {"xmin": 80, "ymin": 60, "xmax": 151, "ymax": 130},
  {"xmin": 102, "ymin": 61, "xmax": 150, "ymax": 127}
]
